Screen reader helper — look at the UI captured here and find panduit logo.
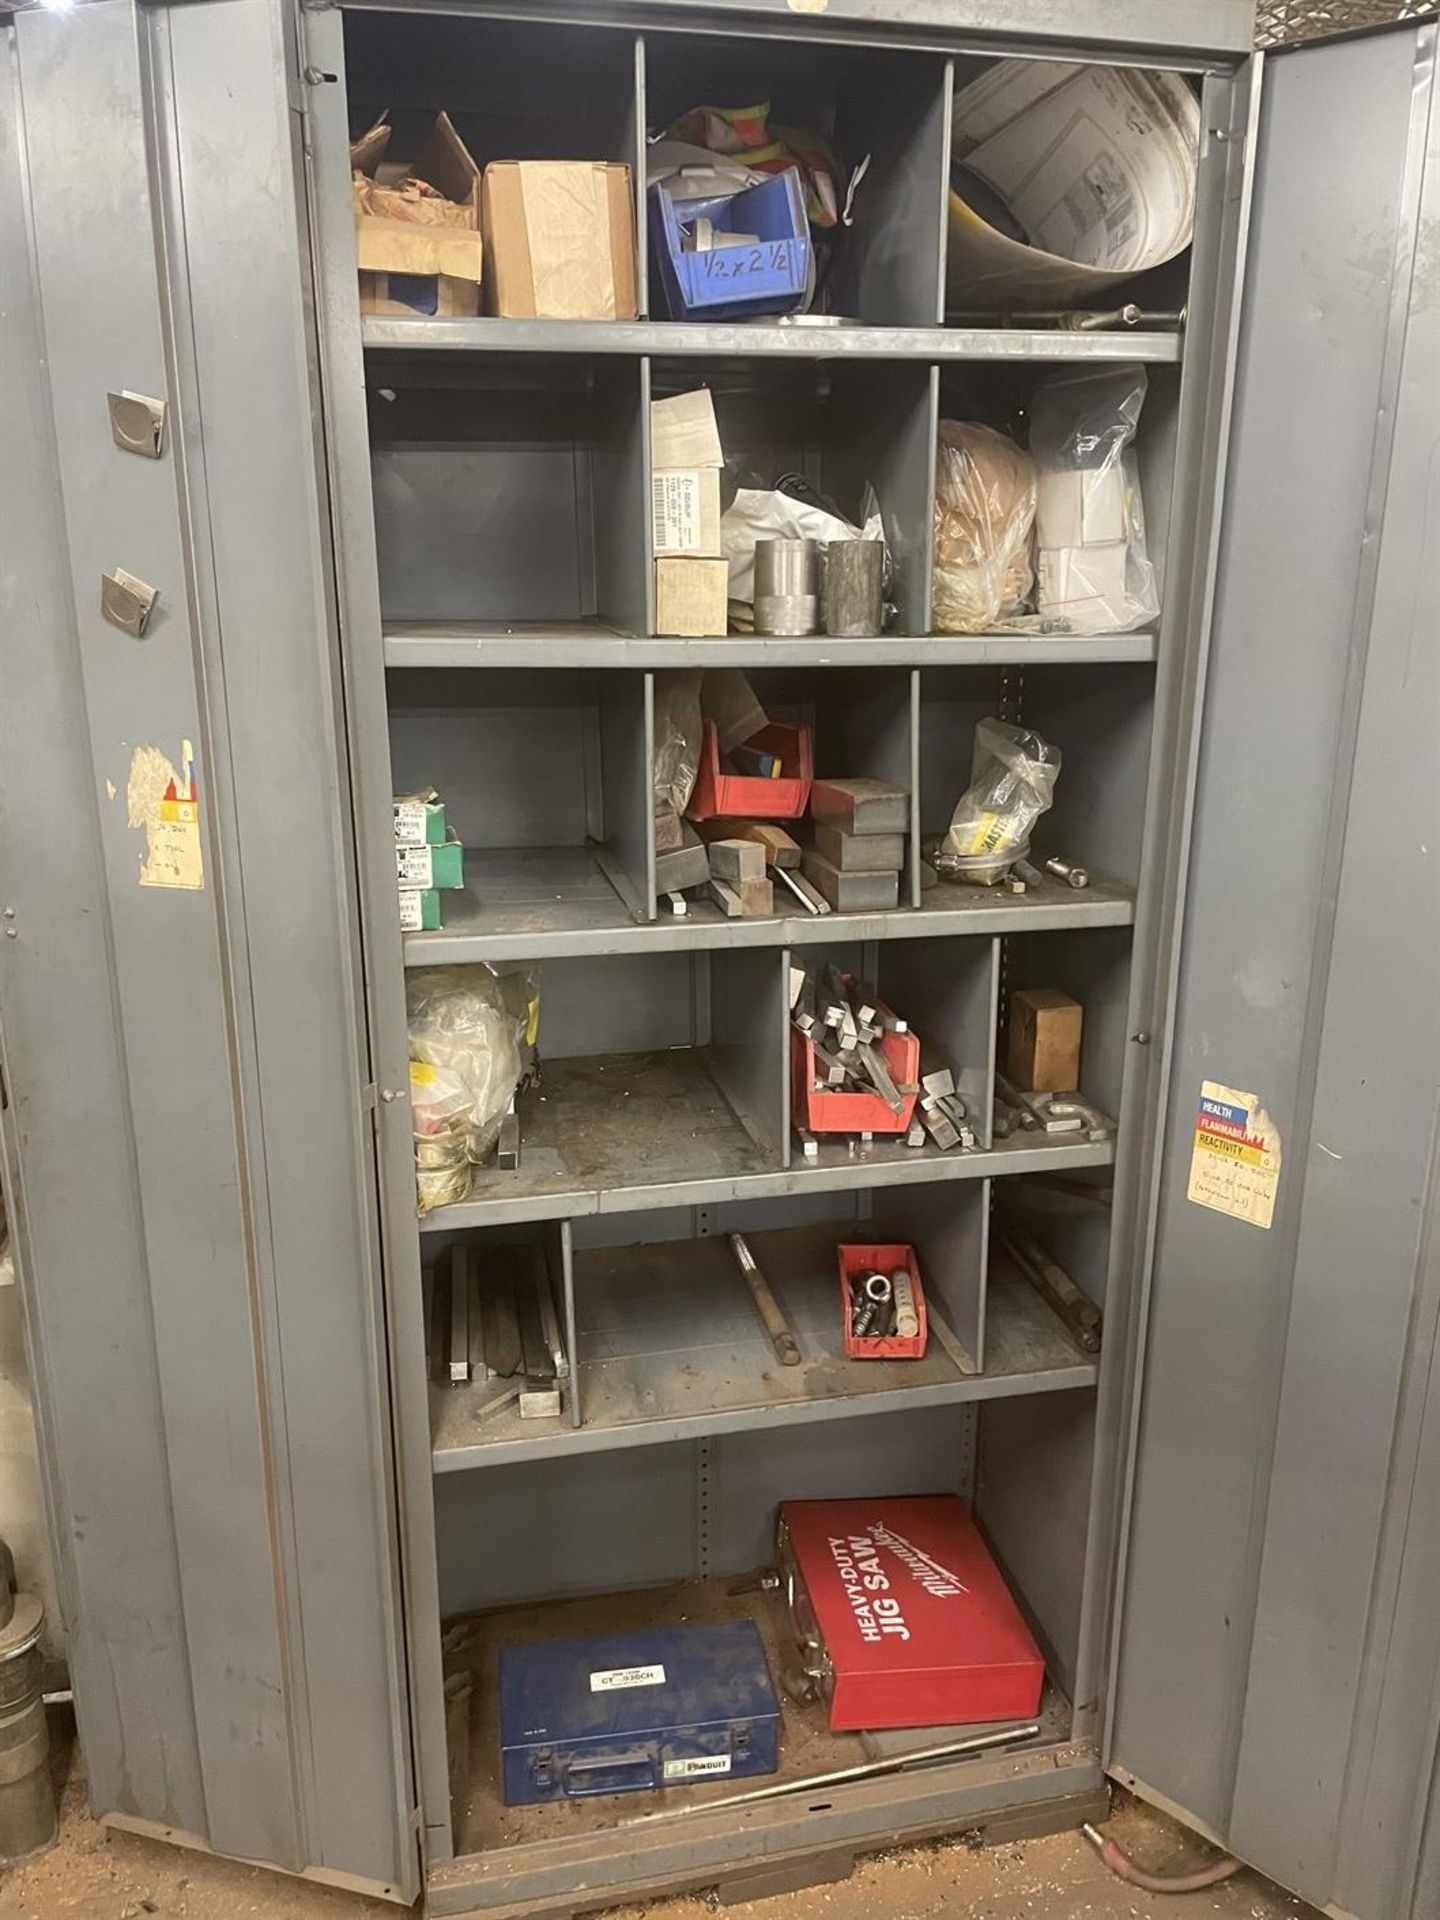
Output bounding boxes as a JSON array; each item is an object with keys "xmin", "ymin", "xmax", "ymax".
[{"xmin": 866, "ymin": 1524, "xmax": 970, "ymax": 1599}]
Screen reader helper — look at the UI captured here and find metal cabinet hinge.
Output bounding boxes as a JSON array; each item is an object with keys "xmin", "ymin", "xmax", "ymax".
[
  {"xmin": 107, "ymin": 390, "xmax": 166, "ymax": 460},
  {"xmin": 100, "ymin": 569, "xmax": 158, "ymax": 638}
]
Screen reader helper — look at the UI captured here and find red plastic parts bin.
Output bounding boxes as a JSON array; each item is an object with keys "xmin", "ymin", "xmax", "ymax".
[
  {"xmin": 838, "ymin": 1243, "xmax": 928, "ymax": 1361},
  {"xmin": 791, "ymin": 1008, "xmax": 919, "ymax": 1136},
  {"xmin": 686, "ymin": 719, "xmax": 813, "ymax": 822}
]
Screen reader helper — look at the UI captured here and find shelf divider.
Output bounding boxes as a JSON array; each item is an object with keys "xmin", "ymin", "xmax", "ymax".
[
  {"xmin": 882, "ymin": 1176, "xmax": 988, "ymax": 1373},
  {"xmin": 710, "ymin": 947, "xmax": 790, "ymax": 1160},
  {"xmin": 596, "ymin": 671, "xmax": 654, "ymax": 922},
  {"xmin": 631, "ymin": 34, "xmax": 649, "ymax": 320}
]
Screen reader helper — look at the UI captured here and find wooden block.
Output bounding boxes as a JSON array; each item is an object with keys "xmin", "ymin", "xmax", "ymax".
[
  {"xmin": 697, "ymin": 819, "xmax": 801, "ymax": 868},
  {"xmin": 813, "ymin": 822, "xmax": 907, "ymax": 872},
  {"xmin": 809, "ymin": 777, "xmax": 908, "ymax": 835},
  {"xmin": 654, "ymin": 805, "xmax": 684, "ymax": 852},
  {"xmin": 800, "ymin": 850, "xmax": 900, "ymax": 912},
  {"xmin": 1006, "ymin": 988, "xmax": 1083, "ymax": 1093},
  {"xmin": 707, "ymin": 837, "xmax": 766, "ymax": 883}
]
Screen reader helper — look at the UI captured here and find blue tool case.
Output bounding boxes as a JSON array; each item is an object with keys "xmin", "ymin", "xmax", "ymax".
[{"xmin": 499, "ymin": 1620, "xmax": 781, "ymax": 1806}]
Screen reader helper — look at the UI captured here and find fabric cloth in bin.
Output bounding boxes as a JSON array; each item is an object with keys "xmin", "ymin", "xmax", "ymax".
[
  {"xmin": 650, "ymin": 169, "xmax": 810, "ymax": 320},
  {"xmin": 499, "ymin": 1620, "xmax": 780, "ymax": 1805}
]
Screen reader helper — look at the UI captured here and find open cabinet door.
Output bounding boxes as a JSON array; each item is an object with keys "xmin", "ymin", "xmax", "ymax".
[
  {"xmin": 1107, "ymin": 21, "xmax": 1439, "ymax": 1920},
  {"xmin": 0, "ymin": 0, "xmax": 417, "ymax": 1899}
]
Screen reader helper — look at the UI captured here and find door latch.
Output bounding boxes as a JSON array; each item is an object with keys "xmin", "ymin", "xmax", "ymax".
[
  {"xmin": 100, "ymin": 569, "xmax": 159, "ymax": 638},
  {"xmin": 106, "ymin": 390, "xmax": 167, "ymax": 460}
]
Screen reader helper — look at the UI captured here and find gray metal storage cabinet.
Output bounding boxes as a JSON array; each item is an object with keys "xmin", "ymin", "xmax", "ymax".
[{"xmin": 0, "ymin": 2, "xmax": 1436, "ymax": 1917}]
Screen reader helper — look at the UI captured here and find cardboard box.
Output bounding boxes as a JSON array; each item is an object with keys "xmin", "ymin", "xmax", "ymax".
[
  {"xmin": 1006, "ymin": 987, "xmax": 1082, "ymax": 1092},
  {"xmin": 352, "ymin": 113, "xmax": 484, "ymax": 318},
  {"xmin": 651, "ymin": 390, "xmax": 723, "ymax": 469},
  {"xmin": 396, "ymin": 838, "xmax": 465, "ymax": 892},
  {"xmin": 1037, "ymin": 543, "xmax": 1132, "ymax": 628},
  {"xmin": 394, "ymin": 792, "xmax": 447, "ymax": 847},
  {"xmin": 652, "ymin": 467, "xmax": 722, "ymax": 557},
  {"xmin": 398, "ymin": 888, "xmax": 442, "ymax": 932},
  {"xmin": 656, "ymin": 557, "xmax": 728, "ymax": 637},
  {"xmin": 359, "ymin": 271, "xmax": 480, "ymax": 319},
  {"xmin": 1035, "ymin": 465, "xmax": 1126, "ymax": 547},
  {"xmin": 483, "ymin": 162, "xmax": 637, "ymax": 320}
]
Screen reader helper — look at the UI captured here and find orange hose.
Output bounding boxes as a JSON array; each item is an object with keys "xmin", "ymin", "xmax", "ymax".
[{"xmin": 1082, "ymin": 1822, "xmax": 1244, "ymax": 1895}]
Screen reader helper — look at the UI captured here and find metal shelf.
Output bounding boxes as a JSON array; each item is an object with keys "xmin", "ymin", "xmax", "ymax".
[
  {"xmin": 362, "ymin": 316, "xmax": 1184, "ymax": 363},
  {"xmin": 406, "ymin": 855, "xmax": 1136, "ymax": 963},
  {"xmin": 419, "ymin": 1050, "xmax": 1115, "ymax": 1229},
  {"xmin": 431, "ymin": 1227, "xmax": 1096, "ymax": 1472},
  {"xmin": 384, "ymin": 624, "xmax": 1161, "ymax": 671},
  {"xmin": 444, "ymin": 1575, "xmax": 1078, "ymax": 1863}
]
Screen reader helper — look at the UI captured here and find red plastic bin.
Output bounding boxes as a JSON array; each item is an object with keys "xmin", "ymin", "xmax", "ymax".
[
  {"xmin": 790, "ymin": 1001, "xmax": 919, "ymax": 1137},
  {"xmin": 686, "ymin": 719, "xmax": 813, "ymax": 822},
  {"xmin": 838, "ymin": 1243, "xmax": 929, "ymax": 1361}
]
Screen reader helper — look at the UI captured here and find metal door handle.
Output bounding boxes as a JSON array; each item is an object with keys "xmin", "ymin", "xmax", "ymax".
[
  {"xmin": 106, "ymin": 390, "xmax": 166, "ymax": 459},
  {"xmin": 100, "ymin": 569, "xmax": 158, "ymax": 638}
]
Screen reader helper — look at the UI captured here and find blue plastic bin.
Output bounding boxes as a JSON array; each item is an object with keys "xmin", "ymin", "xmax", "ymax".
[{"xmin": 649, "ymin": 168, "xmax": 811, "ymax": 321}]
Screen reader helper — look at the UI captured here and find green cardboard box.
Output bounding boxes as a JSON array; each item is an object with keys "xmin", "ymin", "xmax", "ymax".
[
  {"xmin": 396, "ymin": 836, "xmax": 464, "ymax": 891},
  {"xmin": 398, "ymin": 887, "xmax": 442, "ymax": 932},
  {"xmin": 394, "ymin": 790, "xmax": 447, "ymax": 847}
]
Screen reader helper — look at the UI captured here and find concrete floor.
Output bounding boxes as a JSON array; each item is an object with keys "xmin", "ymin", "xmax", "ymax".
[{"xmin": 0, "ymin": 1713, "xmax": 1324, "ymax": 1920}]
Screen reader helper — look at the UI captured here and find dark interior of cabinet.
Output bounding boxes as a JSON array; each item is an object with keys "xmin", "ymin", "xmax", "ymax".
[{"xmin": 344, "ymin": 10, "xmax": 638, "ymax": 174}]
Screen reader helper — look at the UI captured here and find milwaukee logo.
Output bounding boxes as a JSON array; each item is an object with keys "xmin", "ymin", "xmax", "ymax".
[{"xmin": 866, "ymin": 1524, "xmax": 970, "ymax": 1598}]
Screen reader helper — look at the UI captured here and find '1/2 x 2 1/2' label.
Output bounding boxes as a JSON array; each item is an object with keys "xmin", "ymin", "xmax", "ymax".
[{"xmin": 589, "ymin": 1664, "xmax": 666, "ymax": 1694}]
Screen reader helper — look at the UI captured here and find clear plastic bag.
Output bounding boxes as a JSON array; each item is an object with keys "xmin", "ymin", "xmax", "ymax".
[
  {"xmin": 406, "ymin": 966, "xmax": 535, "ymax": 1203},
  {"xmin": 1003, "ymin": 364, "xmax": 1159, "ymax": 635},
  {"xmin": 941, "ymin": 718, "xmax": 1061, "ymax": 877},
  {"xmin": 653, "ymin": 671, "xmax": 703, "ymax": 819},
  {"xmin": 932, "ymin": 423, "xmax": 1036, "ymax": 634},
  {"xmin": 408, "ymin": 1058, "xmax": 476, "ymax": 1214}
]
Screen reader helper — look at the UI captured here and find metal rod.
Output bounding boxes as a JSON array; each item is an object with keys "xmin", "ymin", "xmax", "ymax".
[
  {"xmin": 729, "ymin": 1232, "xmax": 801, "ymax": 1366},
  {"xmin": 628, "ymin": 1723, "xmax": 1042, "ymax": 1822}
]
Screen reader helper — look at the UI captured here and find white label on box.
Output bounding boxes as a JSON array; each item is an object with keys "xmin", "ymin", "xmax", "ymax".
[
  {"xmin": 397, "ymin": 890, "xmax": 425, "ymax": 932},
  {"xmin": 396, "ymin": 844, "xmax": 433, "ymax": 889},
  {"xmin": 394, "ymin": 800, "xmax": 428, "ymax": 845},
  {"xmin": 663, "ymin": 1754, "xmax": 732, "ymax": 1780},
  {"xmin": 589, "ymin": 1664, "xmax": 666, "ymax": 1694},
  {"xmin": 653, "ymin": 472, "xmax": 702, "ymax": 553}
]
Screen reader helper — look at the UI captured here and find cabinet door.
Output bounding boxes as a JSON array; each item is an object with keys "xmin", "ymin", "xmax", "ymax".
[
  {"xmin": 0, "ymin": 0, "xmax": 417, "ymax": 1898},
  {"xmin": 1109, "ymin": 23, "xmax": 1439, "ymax": 1920}
]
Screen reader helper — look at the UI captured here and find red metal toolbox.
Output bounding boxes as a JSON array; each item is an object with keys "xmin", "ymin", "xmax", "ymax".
[
  {"xmin": 687, "ymin": 719, "xmax": 813, "ymax": 822},
  {"xmin": 837, "ymin": 1243, "xmax": 928, "ymax": 1361},
  {"xmin": 778, "ymin": 1496, "xmax": 1045, "ymax": 1731}
]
